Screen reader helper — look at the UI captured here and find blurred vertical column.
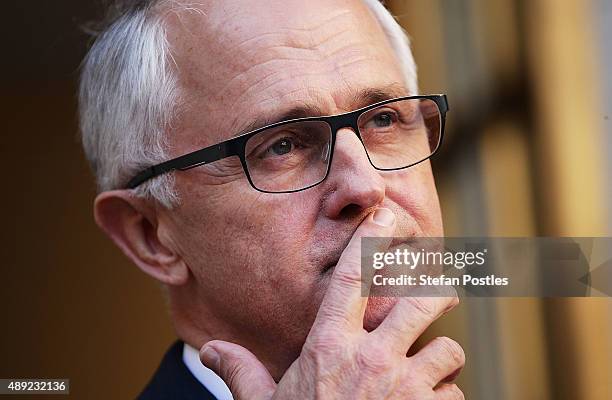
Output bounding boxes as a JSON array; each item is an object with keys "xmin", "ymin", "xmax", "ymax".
[
  {"xmin": 598, "ymin": 2, "xmax": 612, "ymax": 388},
  {"xmin": 384, "ymin": 1, "xmax": 475, "ymax": 397},
  {"xmin": 386, "ymin": 0, "xmax": 612, "ymax": 398},
  {"xmin": 598, "ymin": 0, "xmax": 612, "ymax": 233},
  {"xmin": 471, "ymin": 0, "xmax": 552, "ymax": 398},
  {"xmin": 524, "ymin": 0, "xmax": 612, "ymax": 399},
  {"xmin": 386, "ymin": 1, "xmax": 546, "ymax": 399}
]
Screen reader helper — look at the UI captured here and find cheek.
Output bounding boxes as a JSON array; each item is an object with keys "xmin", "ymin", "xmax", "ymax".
[
  {"xmin": 384, "ymin": 162, "xmax": 443, "ymax": 236},
  {"xmin": 249, "ymin": 196, "xmax": 321, "ymax": 280},
  {"xmin": 172, "ymin": 186, "xmax": 322, "ymax": 291}
]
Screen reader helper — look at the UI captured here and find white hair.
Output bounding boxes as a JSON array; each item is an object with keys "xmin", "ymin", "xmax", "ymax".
[
  {"xmin": 362, "ymin": 0, "xmax": 418, "ymax": 94},
  {"xmin": 78, "ymin": 0, "xmax": 417, "ymax": 208},
  {"xmin": 79, "ymin": 1, "xmax": 179, "ymax": 207}
]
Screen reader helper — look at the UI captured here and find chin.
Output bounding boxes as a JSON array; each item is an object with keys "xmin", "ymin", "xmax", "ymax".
[{"xmin": 362, "ymin": 296, "xmax": 399, "ymax": 331}]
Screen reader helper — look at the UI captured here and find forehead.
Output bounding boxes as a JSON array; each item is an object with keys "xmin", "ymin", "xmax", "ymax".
[{"xmin": 163, "ymin": 0, "xmax": 407, "ymax": 146}]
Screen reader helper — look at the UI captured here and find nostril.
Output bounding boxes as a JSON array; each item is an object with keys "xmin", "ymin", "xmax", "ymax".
[{"xmin": 339, "ymin": 203, "xmax": 363, "ymax": 220}]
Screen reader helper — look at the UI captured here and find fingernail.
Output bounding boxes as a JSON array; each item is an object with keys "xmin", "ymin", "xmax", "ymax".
[
  {"xmin": 373, "ymin": 208, "xmax": 395, "ymax": 227},
  {"xmin": 200, "ymin": 346, "xmax": 220, "ymax": 373}
]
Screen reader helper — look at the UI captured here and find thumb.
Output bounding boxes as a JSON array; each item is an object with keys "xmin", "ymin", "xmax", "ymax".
[{"xmin": 200, "ymin": 340, "xmax": 276, "ymax": 400}]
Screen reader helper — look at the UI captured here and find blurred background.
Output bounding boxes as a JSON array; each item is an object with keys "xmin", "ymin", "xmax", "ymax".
[
  {"xmin": 388, "ymin": 0, "xmax": 612, "ymax": 399},
  {"xmin": 1, "ymin": 0, "xmax": 610, "ymax": 399}
]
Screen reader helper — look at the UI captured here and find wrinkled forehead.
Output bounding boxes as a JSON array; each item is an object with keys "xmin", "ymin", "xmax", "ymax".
[{"xmin": 163, "ymin": 0, "xmax": 407, "ymax": 144}]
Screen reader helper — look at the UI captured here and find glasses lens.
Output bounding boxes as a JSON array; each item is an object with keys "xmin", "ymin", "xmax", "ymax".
[
  {"xmin": 357, "ymin": 98, "xmax": 442, "ymax": 170},
  {"xmin": 244, "ymin": 120, "xmax": 332, "ymax": 192}
]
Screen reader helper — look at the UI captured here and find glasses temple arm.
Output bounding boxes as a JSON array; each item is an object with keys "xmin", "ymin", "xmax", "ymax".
[{"xmin": 126, "ymin": 141, "xmax": 234, "ymax": 189}]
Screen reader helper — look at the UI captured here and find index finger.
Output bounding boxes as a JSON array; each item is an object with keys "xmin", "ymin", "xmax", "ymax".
[{"xmin": 313, "ymin": 208, "xmax": 396, "ymax": 331}]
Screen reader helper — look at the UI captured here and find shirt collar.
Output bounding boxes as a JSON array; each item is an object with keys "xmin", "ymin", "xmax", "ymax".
[{"xmin": 182, "ymin": 342, "xmax": 234, "ymax": 400}]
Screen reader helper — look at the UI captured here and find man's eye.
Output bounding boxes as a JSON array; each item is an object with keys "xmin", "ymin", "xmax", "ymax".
[
  {"xmin": 368, "ymin": 111, "xmax": 397, "ymax": 128},
  {"xmin": 268, "ymin": 137, "xmax": 294, "ymax": 156},
  {"xmin": 374, "ymin": 113, "xmax": 392, "ymax": 127}
]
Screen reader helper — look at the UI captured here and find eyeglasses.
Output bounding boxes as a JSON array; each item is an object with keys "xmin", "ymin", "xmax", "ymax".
[{"xmin": 127, "ymin": 94, "xmax": 448, "ymax": 193}]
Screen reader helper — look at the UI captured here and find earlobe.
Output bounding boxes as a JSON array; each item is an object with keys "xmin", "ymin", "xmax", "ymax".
[{"xmin": 93, "ymin": 190, "xmax": 189, "ymax": 286}]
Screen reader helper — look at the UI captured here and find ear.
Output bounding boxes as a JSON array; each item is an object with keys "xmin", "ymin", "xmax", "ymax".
[{"xmin": 93, "ymin": 190, "xmax": 189, "ymax": 286}]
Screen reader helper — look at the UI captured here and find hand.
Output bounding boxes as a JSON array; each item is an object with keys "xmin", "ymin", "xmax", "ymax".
[{"xmin": 200, "ymin": 208, "xmax": 465, "ymax": 399}]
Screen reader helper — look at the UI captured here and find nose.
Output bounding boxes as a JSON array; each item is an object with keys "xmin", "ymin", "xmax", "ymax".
[{"xmin": 321, "ymin": 127, "xmax": 386, "ymax": 219}]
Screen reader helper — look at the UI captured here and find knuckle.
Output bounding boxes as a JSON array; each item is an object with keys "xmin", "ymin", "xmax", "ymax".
[
  {"xmin": 361, "ymin": 253, "xmax": 375, "ymax": 270},
  {"xmin": 334, "ymin": 263, "xmax": 363, "ymax": 289},
  {"xmin": 404, "ymin": 297, "xmax": 438, "ymax": 320},
  {"xmin": 316, "ymin": 302, "xmax": 353, "ymax": 327},
  {"xmin": 435, "ymin": 337, "xmax": 465, "ymax": 366},
  {"xmin": 400, "ymin": 367, "xmax": 420, "ymax": 385},
  {"xmin": 362, "ymin": 236, "xmax": 388, "ymax": 255},
  {"xmin": 431, "ymin": 286, "xmax": 459, "ymax": 311},
  {"xmin": 356, "ymin": 343, "xmax": 392, "ymax": 375},
  {"xmin": 223, "ymin": 360, "xmax": 249, "ymax": 391},
  {"xmin": 446, "ymin": 292, "xmax": 460, "ymax": 309},
  {"xmin": 303, "ymin": 331, "xmax": 341, "ymax": 360}
]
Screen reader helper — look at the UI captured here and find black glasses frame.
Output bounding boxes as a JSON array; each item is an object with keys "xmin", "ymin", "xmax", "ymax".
[{"xmin": 126, "ymin": 94, "xmax": 448, "ymax": 193}]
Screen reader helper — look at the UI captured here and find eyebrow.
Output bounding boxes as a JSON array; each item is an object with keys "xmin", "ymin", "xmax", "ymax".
[
  {"xmin": 235, "ymin": 83, "xmax": 409, "ymax": 136},
  {"xmin": 353, "ymin": 84, "xmax": 409, "ymax": 109},
  {"xmin": 238, "ymin": 104, "xmax": 324, "ymax": 136}
]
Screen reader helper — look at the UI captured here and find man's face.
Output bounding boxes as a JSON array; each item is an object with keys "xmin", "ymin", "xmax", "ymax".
[{"xmin": 161, "ymin": 0, "xmax": 443, "ymax": 373}]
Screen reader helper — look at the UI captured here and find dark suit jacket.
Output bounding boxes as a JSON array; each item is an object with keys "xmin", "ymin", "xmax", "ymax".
[{"xmin": 138, "ymin": 341, "xmax": 218, "ymax": 400}]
